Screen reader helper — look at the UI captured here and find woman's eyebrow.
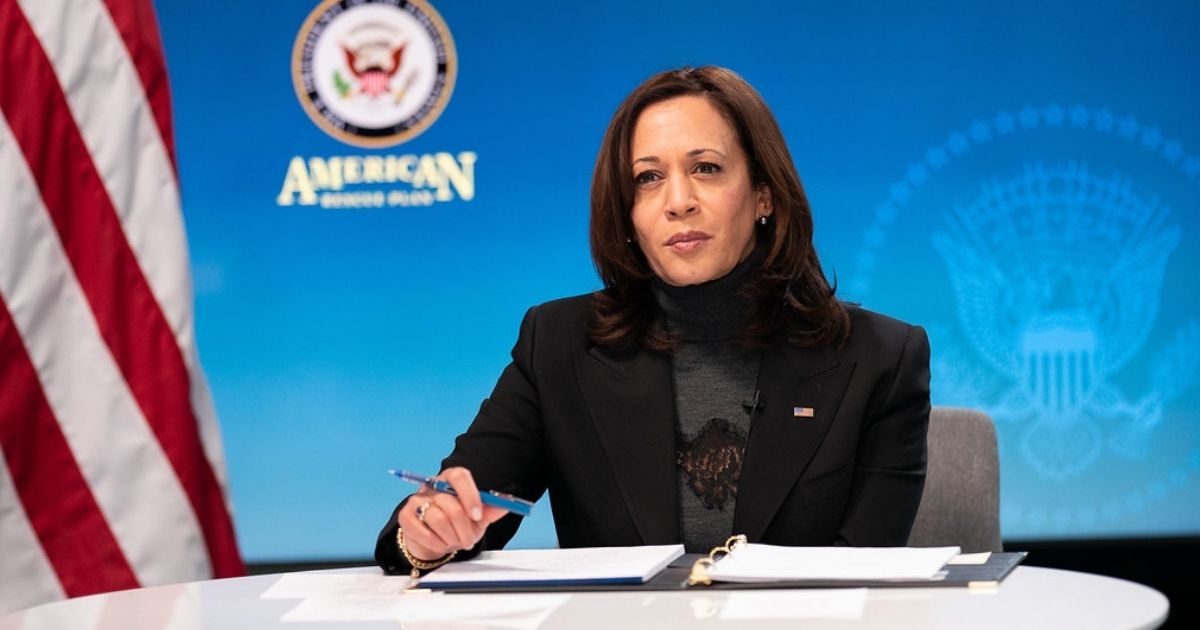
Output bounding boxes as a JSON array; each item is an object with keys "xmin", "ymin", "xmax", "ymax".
[{"xmin": 633, "ymin": 148, "xmax": 726, "ymax": 165}]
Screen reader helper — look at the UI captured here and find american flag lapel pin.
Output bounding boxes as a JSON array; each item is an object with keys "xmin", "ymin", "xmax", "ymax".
[{"xmin": 793, "ymin": 406, "xmax": 815, "ymax": 418}]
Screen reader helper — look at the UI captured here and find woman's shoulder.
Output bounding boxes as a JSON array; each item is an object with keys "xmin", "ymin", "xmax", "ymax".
[
  {"xmin": 525, "ymin": 292, "xmax": 595, "ymax": 326},
  {"xmin": 515, "ymin": 292, "xmax": 596, "ymax": 348},
  {"xmin": 841, "ymin": 303, "xmax": 928, "ymax": 355},
  {"xmin": 843, "ymin": 303, "xmax": 919, "ymax": 333},
  {"xmin": 529, "ymin": 292, "xmax": 595, "ymax": 317}
]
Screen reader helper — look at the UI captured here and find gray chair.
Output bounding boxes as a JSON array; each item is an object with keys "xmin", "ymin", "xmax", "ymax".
[{"xmin": 907, "ymin": 407, "xmax": 1003, "ymax": 552}]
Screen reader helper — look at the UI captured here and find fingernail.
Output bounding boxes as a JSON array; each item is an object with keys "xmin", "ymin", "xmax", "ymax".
[{"xmin": 471, "ymin": 507, "xmax": 482, "ymax": 520}]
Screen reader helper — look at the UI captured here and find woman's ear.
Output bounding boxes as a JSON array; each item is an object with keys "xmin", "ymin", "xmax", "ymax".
[{"xmin": 757, "ymin": 186, "xmax": 774, "ymax": 217}]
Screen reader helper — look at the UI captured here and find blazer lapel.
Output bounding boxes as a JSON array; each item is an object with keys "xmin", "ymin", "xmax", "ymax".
[
  {"xmin": 733, "ymin": 342, "xmax": 856, "ymax": 541},
  {"xmin": 572, "ymin": 345, "xmax": 679, "ymax": 545}
]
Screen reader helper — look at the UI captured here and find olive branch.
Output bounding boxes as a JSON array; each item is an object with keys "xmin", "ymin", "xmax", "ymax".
[{"xmin": 333, "ymin": 70, "xmax": 352, "ymax": 98}]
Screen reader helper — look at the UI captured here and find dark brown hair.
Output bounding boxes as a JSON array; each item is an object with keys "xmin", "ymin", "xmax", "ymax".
[{"xmin": 588, "ymin": 66, "xmax": 849, "ymax": 351}]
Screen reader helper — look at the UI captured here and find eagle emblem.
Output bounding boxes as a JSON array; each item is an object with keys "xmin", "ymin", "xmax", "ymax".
[
  {"xmin": 331, "ymin": 22, "xmax": 416, "ymax": 102},
  {"xmin": 933, "ymin": 163, "xmax": 1196, "ymax": 480},
  {"xmin": 342, "ymin": 43, "xmax": 404, "ymax": 98}
]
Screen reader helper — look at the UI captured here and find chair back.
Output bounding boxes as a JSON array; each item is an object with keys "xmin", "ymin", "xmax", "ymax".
[{"xmin": 907, "ymin": 407, "xmax": 1003, "ymax": 552}]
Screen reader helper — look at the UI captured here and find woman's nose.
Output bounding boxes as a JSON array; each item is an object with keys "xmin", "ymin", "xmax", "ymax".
[{"xmin": 664, "ymin": 176, "xmax": 698, "ymax": 218}]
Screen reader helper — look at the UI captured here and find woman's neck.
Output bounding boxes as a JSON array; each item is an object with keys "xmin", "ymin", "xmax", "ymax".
[{"xmin": 650, "ymin": 248, "xmax": 760, "ymax": 342}]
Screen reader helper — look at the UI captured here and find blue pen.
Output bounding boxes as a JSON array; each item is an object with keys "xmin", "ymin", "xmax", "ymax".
[{"xmin": 388, "ymin": 469, "xmax": 534, "ymax": 517}]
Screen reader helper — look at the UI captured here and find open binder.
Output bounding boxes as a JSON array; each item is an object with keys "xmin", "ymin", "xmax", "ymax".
[
  {"xmin": 420, "ymin": 535, "xmax": 1027, "ymax": 593},
  {"xmin": 685, "ymin": 535, "xmax": 1026, "ymax": 589}
]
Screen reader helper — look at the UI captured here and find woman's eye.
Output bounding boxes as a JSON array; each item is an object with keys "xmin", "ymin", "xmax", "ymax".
[
  {"xmin": 634, "ymin": 171, "xmax": 661, "ymax": 186},
  {"xmin": 695, "ymin": 162, "xmax": 721, "ymax": 175}
]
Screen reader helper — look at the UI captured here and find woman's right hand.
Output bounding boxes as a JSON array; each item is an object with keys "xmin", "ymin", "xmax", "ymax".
[{"xmin": 397, "ymin": 467, "xmax": 510, "ymax": 561}]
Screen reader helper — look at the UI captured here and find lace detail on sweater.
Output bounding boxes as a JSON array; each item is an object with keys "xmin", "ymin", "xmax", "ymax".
[{"xmin": 677, "ymin": 417, "xmax": 747, "ymax": 510}]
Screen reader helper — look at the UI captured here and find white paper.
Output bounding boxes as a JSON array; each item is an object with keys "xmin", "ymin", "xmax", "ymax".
[
  {"xmin": 706, "ymin": 544, "xmax": 961, "ymax": 582},
  {"xmin": 417, "ymin": 544, "xmax": 685, "ymax": 587},
  {"xmin": 260, "ymin": 572, "xmax": 412, "ymax": 599},
  {"xmin": 281, "ymin": 593, "xmax": 569, "ymax": 629},
  {"xmin": 719, "ymin": 588, "xmax": 868, "ymax": 620},
  {"xmin": 947, "ymin": 551, "xmax": 992, "ymax": 565},
  {"xmin": 280, "ymin": 594, "xmax": 403, "ymax": 622}
]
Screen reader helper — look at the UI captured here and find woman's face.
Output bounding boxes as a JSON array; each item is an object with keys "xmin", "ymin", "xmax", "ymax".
[{"xmin": 629, "ymin": 95, "xmax": 770, "ymax": 287}]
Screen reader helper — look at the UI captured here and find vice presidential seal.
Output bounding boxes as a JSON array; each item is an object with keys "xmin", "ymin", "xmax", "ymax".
[{"xmin": 292, "ymin": 0, "xmax": 457, "ymax": 147}]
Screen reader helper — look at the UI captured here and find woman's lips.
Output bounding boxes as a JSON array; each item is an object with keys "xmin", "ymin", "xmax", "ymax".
[{"xmin": 665, "ymin": 231, "xmax": 711, "ymax": 252}]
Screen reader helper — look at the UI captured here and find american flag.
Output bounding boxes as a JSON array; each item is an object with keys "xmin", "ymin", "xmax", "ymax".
[{"xmin": 0, "ymin": 0, "xmax": 242, "ymax": 615}]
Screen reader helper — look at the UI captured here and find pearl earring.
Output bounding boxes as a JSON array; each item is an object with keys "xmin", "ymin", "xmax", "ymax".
[{"xmin": 757, "ymin": 216, "xmax": 768, "ymax": 226}]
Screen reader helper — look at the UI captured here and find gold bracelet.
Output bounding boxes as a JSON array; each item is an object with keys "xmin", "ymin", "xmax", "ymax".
[{"xmin": 396, "ymin": 527, "xmax": 456, "ymax": 579}]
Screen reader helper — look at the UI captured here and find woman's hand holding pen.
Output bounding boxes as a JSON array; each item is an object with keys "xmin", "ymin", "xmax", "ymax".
[{"xmin": 398, "ymin": 467, "xmax": 509, "ymax": 561}]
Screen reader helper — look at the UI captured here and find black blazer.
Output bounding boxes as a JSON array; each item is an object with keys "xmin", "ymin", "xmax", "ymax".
[{"xmin": 377, "ymin": 294, "xmax": 930, "ymax": 574}]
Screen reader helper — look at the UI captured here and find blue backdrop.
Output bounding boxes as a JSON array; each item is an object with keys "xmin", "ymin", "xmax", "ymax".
[{"xmin": 155, "ymin": 0, "xmax": 1200, "ymax": 561}]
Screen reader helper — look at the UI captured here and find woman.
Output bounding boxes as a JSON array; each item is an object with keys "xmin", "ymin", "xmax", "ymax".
[{"xmin": 376, "ymin": 66, "xmax": 930, "ymax": 576}]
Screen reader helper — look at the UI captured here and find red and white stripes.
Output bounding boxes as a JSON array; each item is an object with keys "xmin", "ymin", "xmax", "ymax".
[{"xmin": 0, "ymin": 0, "xmax": 242, "ymax": 615}]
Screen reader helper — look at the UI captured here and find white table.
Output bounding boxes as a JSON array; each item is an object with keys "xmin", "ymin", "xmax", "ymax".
[{"xmin": 1, "ymin": 566, "xmax": 1168, "ymax": 629}]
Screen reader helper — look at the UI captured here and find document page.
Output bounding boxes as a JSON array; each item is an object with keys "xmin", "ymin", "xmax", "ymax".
[
  {"xmin": 706, "ymin": 545, "xmax": 961, "ymax": 583},
  {"xmin": 281, "ymin": 593, "xmax": 570, "ymax": 628},
  {"xmin": 417, "ymin": 544, "xmax": 685, "ymax": 587},
  {"xmin": 261, "ymin": 571, "xmax": 411, "ymax": 599}
]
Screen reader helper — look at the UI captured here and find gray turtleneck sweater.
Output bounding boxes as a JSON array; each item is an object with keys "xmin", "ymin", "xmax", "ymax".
[{"xmin": 651, "ymin": 256, "xmax": 762, "ymax": 553}]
